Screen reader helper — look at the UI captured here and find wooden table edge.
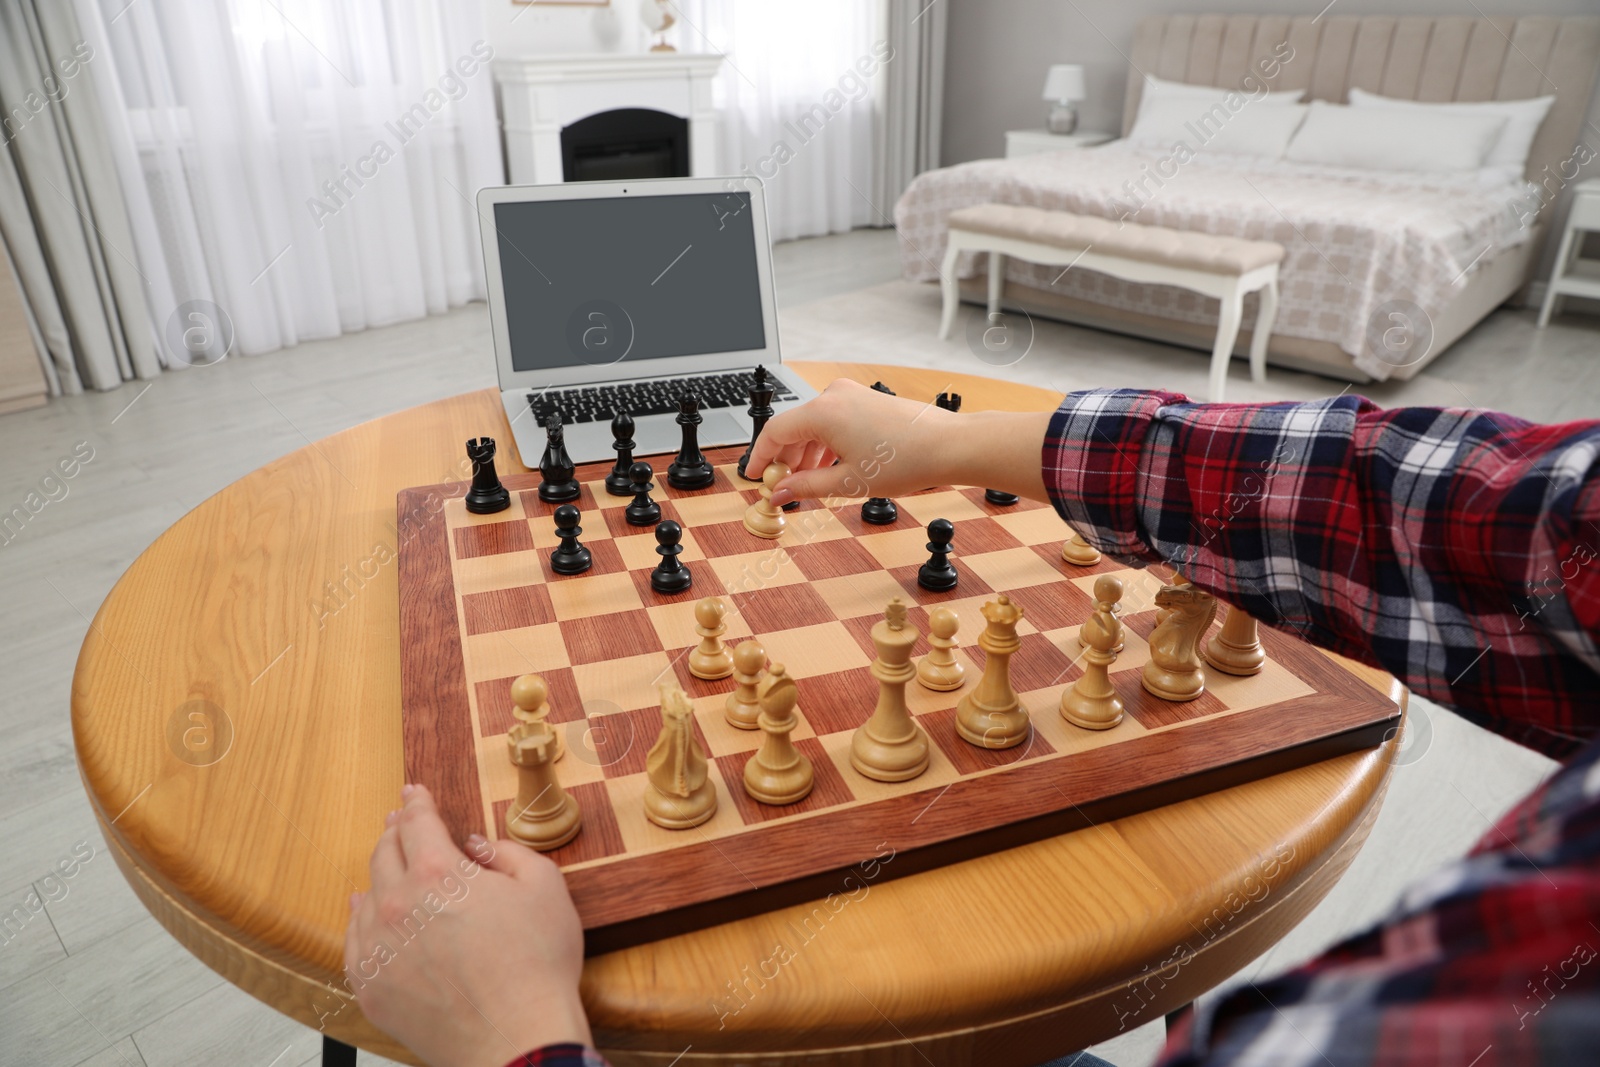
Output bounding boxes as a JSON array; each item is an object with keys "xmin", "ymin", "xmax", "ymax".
[
  {"xmin": 68, "ymin": 364, "xmax": 1411, "ymax": 1063},
  {"xmin": 88, "ymin": 696, "xmax": 1402, "ymax": 1066}
]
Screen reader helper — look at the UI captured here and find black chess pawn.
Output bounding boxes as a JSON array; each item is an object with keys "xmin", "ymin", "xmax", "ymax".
[
  {"xmin": 667, "ymin": 394, "xmax": 716, "ymax": 490},
  {"xmin": 537, "ymin": 412, "xmax": 580, "ymax": 503},
  {"xmin": 604, "ymin": 412, "xmax": 636, "ymax": 496},
  {"xmin": 860, "ymin": 496, "xmax": 898, "ymax": 525},
  {"xmin": 625, "ymin": 461, "xmax": 661, "ymax": 527},
  {"xmin": 549, "ymin": 504, "xmax": 592, "ymax": 576},
  {"xmin": 985, "ymin": 489, "xmax": 1020, "ymax": 506},
  {"xmin": 917, "ymin": 518, "xmax": 959, "ymax": 591},
  {"xmin": 650, "ymin": 520, "xmax": 693, "ymax": 594},
  {"xmin": 463, "ymin": 437, "xmax": 510, "ymax": 514},
  {"xmin": 737, "ymin": 365, "xmax": 776, "ymax": 482}
]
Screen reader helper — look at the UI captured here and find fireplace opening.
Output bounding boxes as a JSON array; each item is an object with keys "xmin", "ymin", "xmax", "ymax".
[{"xmin": 561, "ymin": 108, "xmax": 690, "ymax": 182}]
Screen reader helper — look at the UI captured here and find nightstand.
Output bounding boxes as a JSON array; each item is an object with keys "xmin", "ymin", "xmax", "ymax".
[
  {"xmin": 1004, "ymin": 129, "xmax": 1114, "ymax": 158},
  {"xmin": 1538, "ymin": 178, "xmax": 1600, "ymax": 327}
]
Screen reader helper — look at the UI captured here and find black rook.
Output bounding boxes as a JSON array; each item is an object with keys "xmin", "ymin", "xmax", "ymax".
[{"xmin": 464, "ymin": 437, "xmax": 510, "ymax": 514}]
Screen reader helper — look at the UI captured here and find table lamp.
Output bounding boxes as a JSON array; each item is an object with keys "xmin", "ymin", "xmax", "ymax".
[{"xmin": 1042, "ymin": 64, "xmax": 1086, "ymax": 134}]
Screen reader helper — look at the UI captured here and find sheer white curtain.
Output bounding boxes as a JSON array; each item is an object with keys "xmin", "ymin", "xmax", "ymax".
[
  {"xmin": 675, "ymin": 0, "xmax": 882, "ymax": 242},
  {"xmin": 77, "ymin": 0, "xmax": 501, "ymax": 370}
]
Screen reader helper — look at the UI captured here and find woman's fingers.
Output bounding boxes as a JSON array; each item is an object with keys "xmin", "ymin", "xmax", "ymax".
[
  {"xmin": 368, "ymin": 824, "xmax": 405, "ymax": 891},
  {"xmin": 744, "ymin": 417, "xmax": 800, "ymax": 475},
  {"xmin": 469, "ymin": 833, "xmax": 549, "ymax": 882},
  {"xmin": 798, "ymin": 441, "xmax": 829, "ymax": 474},
  {"xmin": 773, "ymin": 464, "xmax": 853, "ymax": 505},
  {"xmin": 394, "ymin": 785, "xmax": 465, "ymax": 873}
]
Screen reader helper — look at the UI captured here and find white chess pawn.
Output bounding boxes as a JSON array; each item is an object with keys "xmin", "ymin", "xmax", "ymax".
[
  {"xmin": 688, "ymin": 596, "xmax": 735, "ymax": 680},
  {"xmin": 917, "ymin": 607, "xmax": 965, "ymax": 691},
  {"xmin": 724, "ymin": 639, "xmax": 767, "ymax": 729},
  {"xmin": 743, "ymin": 462, "xmax": 789, "ymax": 539},
  {"xmin": 1061, "ymin": 529, "xmax": 1100, "ymax": 566}
]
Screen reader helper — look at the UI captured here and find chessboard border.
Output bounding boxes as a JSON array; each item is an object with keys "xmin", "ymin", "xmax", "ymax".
[{"xmin": 397, "ymin": 463, "xmax": 1402, "ymax": 956}]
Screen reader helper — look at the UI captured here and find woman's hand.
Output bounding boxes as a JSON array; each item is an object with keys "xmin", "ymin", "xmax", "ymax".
[
  {"xmin": 344, "ymin": 785, "xmax": 591, "ymax": 1067},
  {"xmin": 745, "ymin": 378, "xmax": 1051, "ymax": 506}
]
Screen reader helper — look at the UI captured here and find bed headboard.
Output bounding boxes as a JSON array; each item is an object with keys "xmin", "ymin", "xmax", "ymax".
[{"xmin": 1122, "ymin": 15, "xmax": 1600, "ymax": 182}]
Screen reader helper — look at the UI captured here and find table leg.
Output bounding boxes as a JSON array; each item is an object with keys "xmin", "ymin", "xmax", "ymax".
[{"xmin": 323, "ymin": 1035, "xmax": 358, "ymax": 1066}]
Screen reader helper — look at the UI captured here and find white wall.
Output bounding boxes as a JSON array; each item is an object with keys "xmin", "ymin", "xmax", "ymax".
[
  {"xmin": 483, "ymin": 1, "xmax": 651, "ymax": 57},
  {"xmin": 940, "ymin": 0, "xmax": 1600, "ymax": 165},
  {"xmin": 938, "ymin": 0, "xmax": 1600, "ymax": 299}
]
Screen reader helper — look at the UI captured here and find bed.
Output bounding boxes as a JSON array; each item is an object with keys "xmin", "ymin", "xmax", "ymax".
[{"xmin": 896, "ymin": 14, "xmax": 1600, "ymax": 382}]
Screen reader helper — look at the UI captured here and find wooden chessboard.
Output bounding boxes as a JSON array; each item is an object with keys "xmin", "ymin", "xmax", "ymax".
[{"xmin": 397, "ymin": 446, "xmax": 1400, "ymax": 954}]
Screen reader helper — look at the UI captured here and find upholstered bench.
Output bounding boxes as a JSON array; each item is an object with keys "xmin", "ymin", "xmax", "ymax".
[{"xmin": 938, "ymin": 204, "xmax": 1286, "ymax": 401}]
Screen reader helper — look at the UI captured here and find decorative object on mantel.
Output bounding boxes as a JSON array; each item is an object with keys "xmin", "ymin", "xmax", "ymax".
[
  {"xmin": 1042, "ymin": 64, "xmax": 1086, "ymax": 135},
  {"xmin": 640, "ymin": 0, "xmax": 675, "ymax": 52}
]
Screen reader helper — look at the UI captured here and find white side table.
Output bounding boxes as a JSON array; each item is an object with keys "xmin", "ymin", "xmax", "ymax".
[
  {"xmin": 1538, "ymin": 178, "xmax": 1600, "ymax": 327},
  {"xmin": 1004, "ymin": 129, "xmax": 1114, "ymax": 158}
]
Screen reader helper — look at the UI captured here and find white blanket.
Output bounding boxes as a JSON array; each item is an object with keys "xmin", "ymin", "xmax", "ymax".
[{"xmin": 893, "ymin": 143, "xmax": 1534, "ymax": 379}]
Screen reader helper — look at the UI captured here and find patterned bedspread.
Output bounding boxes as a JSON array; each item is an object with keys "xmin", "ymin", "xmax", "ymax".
[{"xmin": 893, "ymin": 143, "xmax": 1534, "ymax": 379}]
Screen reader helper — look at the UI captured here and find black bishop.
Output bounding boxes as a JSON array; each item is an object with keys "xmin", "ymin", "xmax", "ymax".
[{"xmin": 604, "ymin": 411, "xmax": 636, "ymax": 496}]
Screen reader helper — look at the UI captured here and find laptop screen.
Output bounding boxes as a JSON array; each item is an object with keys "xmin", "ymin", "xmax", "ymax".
[{"xmin": 492, "ymin": 191, "xmax": 767, "ymax": 373}]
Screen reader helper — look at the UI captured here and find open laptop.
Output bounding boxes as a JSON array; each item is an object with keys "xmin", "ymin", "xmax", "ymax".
[{"xmin": 478, "ymin": 176, "xmax": 817, "ymax": 467}]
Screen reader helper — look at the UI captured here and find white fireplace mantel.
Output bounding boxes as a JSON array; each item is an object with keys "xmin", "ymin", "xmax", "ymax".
[{"xmin": 493, "ymin": 53, "xmax": 724, "ymax": 185}]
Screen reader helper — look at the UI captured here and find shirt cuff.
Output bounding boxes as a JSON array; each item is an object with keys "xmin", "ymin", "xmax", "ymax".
[
  {"xmin": 503, "ymin": 1044, "xmax": 610, "ymax": 1067},
  {"xmin": 1041, "ymin": 388, "xmax": 1185, "ymax": 560}
]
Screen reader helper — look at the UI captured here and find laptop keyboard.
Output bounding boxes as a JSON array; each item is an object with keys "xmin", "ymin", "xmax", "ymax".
[{"xmin": 527, "ymin": 370, "xmax": 799, "ymax": 426}]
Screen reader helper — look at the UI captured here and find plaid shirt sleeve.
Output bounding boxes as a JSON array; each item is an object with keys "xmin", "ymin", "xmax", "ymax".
[
  {"xmin": 1042, "ymin": 389, "xmax": 1600, "ymax": 758},
  {"xmin": 1042, "ymin": 390, "xmax": 1600, "ymax": 1066}
]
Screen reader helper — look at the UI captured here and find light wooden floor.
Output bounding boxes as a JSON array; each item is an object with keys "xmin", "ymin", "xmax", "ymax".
[{"xmin": 1, "ymin": 227, "xmax": 1590, "ymax": 1067}]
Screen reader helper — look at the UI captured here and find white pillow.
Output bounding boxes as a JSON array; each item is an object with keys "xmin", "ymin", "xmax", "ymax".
[
  {"xmin": 1129, "ymin": 98, "xmax": 1308, "ymax": 159},
  {"xmin": 1285, "ymin": 101, "xmax": 1507, "ymax": 173},
  {"xmin": 1141, "ymin": 74, "xmax": 1305, "ymax": 108},
  {"xmin": 1347, "ymin": 88, "xmax": 1555, "ymax": 173}
]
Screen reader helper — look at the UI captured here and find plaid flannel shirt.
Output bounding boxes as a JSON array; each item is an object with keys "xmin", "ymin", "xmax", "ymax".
[{"xmin": 1044, "ymin": 389, "xmax": 1600, "ymax": 1066}]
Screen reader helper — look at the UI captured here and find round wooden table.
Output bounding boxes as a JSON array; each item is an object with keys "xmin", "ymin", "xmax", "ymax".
[{"xmin": 73, "ymin": 363, "xmax": 1403, "ymax": 1066}]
